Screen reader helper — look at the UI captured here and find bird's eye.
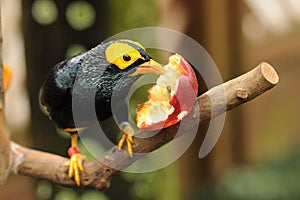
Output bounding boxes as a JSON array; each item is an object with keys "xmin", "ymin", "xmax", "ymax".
[{"xmin": 122, "ymin": 54, "xmax": 131, "ymax": 62}]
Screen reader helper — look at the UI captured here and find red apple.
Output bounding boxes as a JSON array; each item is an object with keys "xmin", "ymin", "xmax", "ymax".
[{"xmin": 136, "ymin": 54, "xmax": 198, "ymax": 131}]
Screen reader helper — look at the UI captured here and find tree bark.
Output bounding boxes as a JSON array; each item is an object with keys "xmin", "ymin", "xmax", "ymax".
[{"xmin": 5, "ymin": 62, "xmax": 279, "ymax": 190}]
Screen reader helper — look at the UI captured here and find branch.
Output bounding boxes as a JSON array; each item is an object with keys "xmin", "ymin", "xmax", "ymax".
[
  {"xmin": 0, "ymin": 7, "xmax": 11, "ymax": 184},
  {"xmin": 9, "ymin": 62, "xmax": 279, "ymax": 190}
]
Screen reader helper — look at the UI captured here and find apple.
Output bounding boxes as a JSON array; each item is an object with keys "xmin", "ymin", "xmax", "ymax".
[{"xmin": 136, "ymin": 54, "xmax": 198, "ymax": 131}]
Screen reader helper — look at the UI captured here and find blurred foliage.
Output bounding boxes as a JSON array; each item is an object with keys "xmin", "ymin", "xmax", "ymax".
[
  {"xmin": 65, "ymin": 1, "xmax": 96, "ymax": 31},
  {"xmin": 65, "ymin": 43, "xmax": 87, "ymax": 59},
  {"xmin": 31, "ymin": 0, "xmax": 58, "ymax": 25},
  {"xmin": 121, "ymin": 163, "xmax": 181, "ymax": 200},
  {"xmin": 108, "ymin": 0, "xmax": 158, "ymax": 34},
  {"xmin": 256, "ymin": 99, "xmax": 299, "ymax": 160},
  {"xmin": 54, "ymin": 188, "xmax": 78, "ymax": 200},
  {"xmin": 36, "ymin": 180, "xmax": 110, "ymax": 200},
  {"xmin": 36, "ymin": 181, "xmax": 53, "ymax": 200},
  {"xmin": 190, "ymin": 149, "xmax": 300, "ymax": 200},
  {"xmin": 80, "ymin": 191, "xmax": 109, "ymax": 200}
]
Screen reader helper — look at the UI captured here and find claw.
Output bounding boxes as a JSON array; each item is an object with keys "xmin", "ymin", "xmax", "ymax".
[
  {"xmin": 118, "ymin": 133, "xmax": 134, "ymax": 157},
  {"xmin": 118, "ymin": 122, "xmax": 135, "ymax": 157},
  {"xmin": 68, "ymin": 153, "xmax": 84, "ymax": 186},
  {"xmin": 118, "ymin": 134, "xmax": 127, "ymax": 150}
]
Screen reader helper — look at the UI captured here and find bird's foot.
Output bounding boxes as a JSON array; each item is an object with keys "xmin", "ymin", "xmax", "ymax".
[
  {"xmin": 118, "ymin": 122, "xmax": 134, "ymax": 157},
  {"xmin": 68, "ymin": 147, "xmax": 85, "ymax": 186}
]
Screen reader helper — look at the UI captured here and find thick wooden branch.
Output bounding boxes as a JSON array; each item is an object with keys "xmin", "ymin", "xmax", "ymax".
[{"xmin": 8, "ymin": 62, "xmax": 279, "ymax": 190}]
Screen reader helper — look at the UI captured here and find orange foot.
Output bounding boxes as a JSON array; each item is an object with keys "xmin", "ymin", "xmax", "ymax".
[
  {"xmin": 68, "ymin": 150, "xmax": 84, "ymax": 186},
  {"xmin": 118, "ymin": 122, "xmax": 134, "ymax": 157}
]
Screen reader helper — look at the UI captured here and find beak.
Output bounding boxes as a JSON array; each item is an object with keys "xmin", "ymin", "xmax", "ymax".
[{"xmin": 130, "ymin": 59, "xmax": 165, "ymax": 76}]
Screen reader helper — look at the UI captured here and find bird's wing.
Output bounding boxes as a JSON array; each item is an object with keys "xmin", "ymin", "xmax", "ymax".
[{"xmin": 40, "ymin": 55, "xmax": 83, "ymax": 113}]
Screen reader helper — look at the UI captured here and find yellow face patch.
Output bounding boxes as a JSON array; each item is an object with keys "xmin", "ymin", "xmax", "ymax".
[{"xmin": 105, "ymin": 42, "xmax": 143, "ymax": 70}]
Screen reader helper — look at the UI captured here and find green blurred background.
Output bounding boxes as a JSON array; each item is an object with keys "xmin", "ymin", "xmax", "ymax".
[{"xmin": 0, "ymin": 0, "xmax": 299, "ymax": 199}]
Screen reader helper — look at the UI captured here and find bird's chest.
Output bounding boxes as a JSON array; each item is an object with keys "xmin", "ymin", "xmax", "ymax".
[{"xmin": 73, "ymin": 68, "xmax": 138, "ymax": 121}]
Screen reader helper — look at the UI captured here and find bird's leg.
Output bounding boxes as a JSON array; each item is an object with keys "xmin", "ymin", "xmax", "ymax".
[
  {"xmin": 68, "ymin": 133, "xmax": 84, "ymax": 186},
  {"xmin": 118, "ymin": 122, "xmax": 135, "ymax": 157}
]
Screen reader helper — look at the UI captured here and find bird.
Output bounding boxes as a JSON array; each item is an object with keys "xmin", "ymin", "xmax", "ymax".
[{"xmin": 40, "ymin": 39, "xmax": 165, "ymax": 186}]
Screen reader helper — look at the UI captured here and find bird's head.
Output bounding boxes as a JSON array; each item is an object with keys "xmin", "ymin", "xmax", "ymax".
[{"xmin": 103, "ymin": 39, "xmax": 165, "ymax": 77}]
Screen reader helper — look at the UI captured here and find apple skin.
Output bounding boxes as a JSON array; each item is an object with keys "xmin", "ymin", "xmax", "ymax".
[{"xmin": 138, "ymin": 54, "xmax": 198, "ymax": 131}]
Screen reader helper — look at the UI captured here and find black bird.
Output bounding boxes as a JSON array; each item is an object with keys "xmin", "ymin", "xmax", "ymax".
[{"xmin": 40, "ymin": 39, "xmax": 164, "ymax": 185}]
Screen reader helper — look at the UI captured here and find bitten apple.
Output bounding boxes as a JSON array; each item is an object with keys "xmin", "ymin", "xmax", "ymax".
[{"xmin": 136, "ymin": 54, "xmax": 198, "ymax": 131}]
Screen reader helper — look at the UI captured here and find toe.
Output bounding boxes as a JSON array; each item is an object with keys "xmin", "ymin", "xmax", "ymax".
[
  {"xmin": 118, "ymin": 122, "xmax": 136, "ymax": 157},
  {"xmin": 74, "ymin": 165, "xmax": 80, "ymax": 186},
  {"xmin": 126, "ymin": 137, "xmax": 133, "ymax": 157},
  {"xmin": 68, "ymin": 159, "xmax": 74, "ymax": 178},
  {"xmin": 127, "ymin": 134, "xmax": 133, "ymax": 143},
  {"xmin": 68, "ymin": 153, "xmax": 84, "ymax": 186},
  {"xmin": 118, "ymin": 134, "xmax": 126, "ymax": 150}
]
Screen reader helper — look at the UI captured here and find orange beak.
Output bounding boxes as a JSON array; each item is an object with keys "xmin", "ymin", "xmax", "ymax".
[{"xmin": 130, "ymin": 59, "xmax": 165, "ymax": 76}]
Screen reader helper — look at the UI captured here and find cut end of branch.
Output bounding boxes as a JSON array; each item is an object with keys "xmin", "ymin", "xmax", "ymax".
[{"xmin": 260, "ymin": 62, "xmax": 279, "ymax": 85}]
